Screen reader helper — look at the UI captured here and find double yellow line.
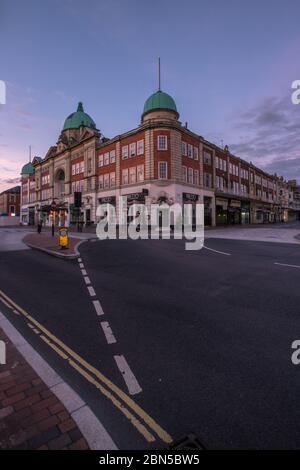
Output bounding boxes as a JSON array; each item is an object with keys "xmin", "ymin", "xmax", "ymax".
[{"xmin": 0, "ymin": 288, "xmax": 172, "ymax": 445}]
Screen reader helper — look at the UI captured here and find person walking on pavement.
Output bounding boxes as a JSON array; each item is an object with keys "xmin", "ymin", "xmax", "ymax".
[{"xmin": 37, "ymin": 221, "xmax": 42, "ymax": 234}]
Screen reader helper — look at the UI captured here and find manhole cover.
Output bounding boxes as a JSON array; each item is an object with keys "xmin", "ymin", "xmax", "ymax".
[{"xmin": 169, "ymin": 433, "xmax": 205, "ymax": 450}]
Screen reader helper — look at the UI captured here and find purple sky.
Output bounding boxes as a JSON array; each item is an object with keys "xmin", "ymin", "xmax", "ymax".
[{"xmin": 1, "ymin": 0, "xmax": 300, "ymax": 192}]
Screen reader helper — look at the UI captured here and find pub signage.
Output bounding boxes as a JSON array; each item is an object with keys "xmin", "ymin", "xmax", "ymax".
[
  {"xmin": 99, "ymin": 196, "xmax": 116, "ymax": 205},
  {"xmin": 183, "ymin": 192, "xmax": 199, "ymax": 202}
]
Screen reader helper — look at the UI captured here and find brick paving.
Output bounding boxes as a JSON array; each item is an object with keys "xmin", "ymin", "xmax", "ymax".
[{"xmin": 0, "ymin": 328, "xmax": 89, "ymax": 450}]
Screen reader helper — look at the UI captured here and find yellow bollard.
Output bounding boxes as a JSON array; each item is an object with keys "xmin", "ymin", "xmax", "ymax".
[{"xmin": 58, "ymin": 227, "xmax": 69, "ymax": 249}]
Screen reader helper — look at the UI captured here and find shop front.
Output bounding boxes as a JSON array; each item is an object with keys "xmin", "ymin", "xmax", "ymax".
[
  {"xmin": 204, "ymin": 196, "xmax": 213, "ymax": 226},
  {"xmin": 255, "ymin": 204, "xmax": 272, "ymax": 224},
  {"xmin": 216, "ymin": 197, "xmax": 228, "ymax": 225},
  {"xmin": 182, "ymin": 192, "xmax": 199, "ymax": 226},
  {"xmin": 123, "ymin": 190, "xmax": 148, "ymax": 224},
  {"xmin": 28, "ymin": 206, "xmax": 35, "ymax": 225},
  {"xmin": 39, "ymin": 202, "xmax": 68, "ymax": 227},
  {"xmin": 21, "ymin": 207, "xmax": 29, "ymax": 225},
  {"xmin": 97, "ymin": 196, "xmax": 116, "ymax": 224},
  {"xmin": 241, "ymin": 201, "xmax": 250, "ymax": 224},
  {"xmin": 228, "ymin": 199, "xmax": 241, "ymax": 225}
]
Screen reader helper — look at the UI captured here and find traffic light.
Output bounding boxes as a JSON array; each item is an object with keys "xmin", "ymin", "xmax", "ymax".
[{"xmin": 74, "ymin": 191, "xmax": 82, "ymax": 208}]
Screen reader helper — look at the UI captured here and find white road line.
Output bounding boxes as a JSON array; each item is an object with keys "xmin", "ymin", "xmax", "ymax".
[
  {"xmin": 274, "ymin": 262, "xmax": 300, "ymax": 269},
  {"xmin": 93, "ymin": 300, "xmax": 105, "ymax": 316},
  {"xmin": 100, "ymin": 321, "xmax": 117, "ymax": 344},
  {"xmin": 81, "ymin": 269, "xmax": 87, "ymax": 276},
  {"xmin": 114, "ymin": 355, "xmax": 142, "ymax": 396},
  {"xmin": 87, "ymin": 286, "xmax": 96, "ymax": 297},
  {"xmin": 83, "ymin": 276, "xmax": 91, "ymax": 285},
  {"xmin": 79, "ymin": 263, "xmax": 84, "ymax": 269},
  {"xmin": 203, "ymin": 245, "xmax": 231, "ymax": 256},
  {"xmin": 78, "ymin": 258, "xmax": 82, "ymax": 263}
]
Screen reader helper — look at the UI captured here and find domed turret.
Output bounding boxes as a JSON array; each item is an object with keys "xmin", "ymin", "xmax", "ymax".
[
  {"xmin": 21, "ymin": 162, "xmax": 34, "ymax": 175},
  {"xmin": 63, "ymin": 102, "xmax": 96, "ymax": 131},
  {"xmin": 142, "ymin": 90, "xmax": 179, "ymax": 123}
]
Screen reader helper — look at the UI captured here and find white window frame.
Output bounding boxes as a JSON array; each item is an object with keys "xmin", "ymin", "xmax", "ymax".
[
  {"xmin": 110, "ymin": 172, "xmax": 116, "ymax": 188},
  {"xmin": 193, "ymin": 146, "xmax": 199, "ymax": 161},
  {"xmin": 194, "ymin": 169, "xmax": 199, "ymax": 185},
  {"xmin": 122, "ymin": 168, "xmax": 129, "ymax": 184},
  {"xmin": 122, "ymin": 145, "xmax": 128, "ymax": 160},
  {"xmin": 137, "ymin": 164, "xmax": 144, "ymax": 182},
  {"xmin": 98, "ymin": 175, "xmax": 104, "ymax": 189},
  {"xmin": 182, "ymin": 166, "xmax": 187, "ymax": 183},
  {"xmin": 104, "ymin": 173, "xmax": 110, "ymax": 188},
  {"xmin": 157, "ymin": 135, "xmax": 167, "ymax": 151},
  {"xmin": 137, "ymin": 140, "xmax": 144, "ymax": 156},
  {"xmin": 130, "ymin": 142, "xmax": 136, "ymax": 158},
  {"xmin": 188, "ymin": 167, "xmax": 193, "ymax": 184},
  {"xmin": 110, "ymin": 150, "xmax": 116, "ymax": 164},
  {"xmin": 104, "ymin": 152, "xmax": 110, "ymax": 166},
  {"xmin": 98, "ymin": 154, "xmax": 103, "ymax": 167},
  {"xmin": 158, "ymin": 161, "xmax": 168, "ymax": 180},
  {"xmin": 182, "ymin": 142, "xmax": 187, "ymax": 156},
  {"xmin": 203, "ymin": 151, "xmax": 211, "ymax": 165},
  {"xmin": 129, "ymin": 167, "xmax": 136, "ymax": 184}
]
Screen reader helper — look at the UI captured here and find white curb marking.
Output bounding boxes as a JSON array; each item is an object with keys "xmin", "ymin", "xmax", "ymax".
[
  {"xmin": 203, "ymin": 245, "xmax": 231, "ymax": 256},
  {"xmin": 100, "ymin": 321, "xmax": 117, "ymax": 344},
  {"xmin": 81, "ymin": 269, "xmax": 87, "ymax": 276},
  {"xmin": 114, "ymin": 355, "xmax": 142, "ymax": 396},
  {"xmin": 83, "ymin": 276, "xmax": 91, "ymax": 285}
]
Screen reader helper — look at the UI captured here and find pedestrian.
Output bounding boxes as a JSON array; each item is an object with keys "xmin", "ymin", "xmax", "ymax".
[{"xmin": 37, "ymin": 221, "xmax": 42, "ymax": 234}]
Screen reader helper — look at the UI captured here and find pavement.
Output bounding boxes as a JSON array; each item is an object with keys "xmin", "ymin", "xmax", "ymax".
[
  {"xmin": 206, "ymin": 225, "xmax": 300, "ymax": 244},
  {"xmin": 0, "ymin": 327, "xmax": 89, "ymax": 450},
  {"xmin": 1, "ymin": 225, "xmax": 300, "ymax": 449},
  {"xmin": 23, "ymin": 233, "xmax": 85, "ymax": 259}
]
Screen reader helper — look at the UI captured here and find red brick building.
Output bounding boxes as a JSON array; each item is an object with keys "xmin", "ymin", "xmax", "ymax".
[
  {"xmin": 20, "ymin": 87, "xmax": 299, "ymax": 226},
  {"xmin": 0, "ymin": 186, "xmax": 20, "ymax": 216}
]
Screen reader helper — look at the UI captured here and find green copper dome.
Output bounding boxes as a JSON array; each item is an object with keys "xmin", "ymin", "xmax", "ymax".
[
  {"xmin": 21, "ymin": 162, "xmax": 34, "ymax": 175},
  {"xmin": 63, "ymin": 102, "xmax": 96, "ymax": 130},
  {"xmin": 143, "ymin": 90, "xmax": 178, "ymax": 117}
]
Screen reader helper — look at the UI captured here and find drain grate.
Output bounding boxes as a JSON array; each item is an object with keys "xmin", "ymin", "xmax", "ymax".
[{"xmin": 170, "ymin": 433, "xmax": 206, "ymax": 450}]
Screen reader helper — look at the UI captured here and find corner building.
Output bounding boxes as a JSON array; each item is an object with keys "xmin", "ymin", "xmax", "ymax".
[{"xmin": 20, "ymin": 87, "xmax": 298, "ymax": 227}]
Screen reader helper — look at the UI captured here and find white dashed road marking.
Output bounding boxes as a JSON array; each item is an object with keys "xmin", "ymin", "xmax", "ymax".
[
  {"xmin": 274, "ymin": 262, "xmax": 300, "ymax": 269},
  {"xmin": 93, "ymin": 300, "xmax": 105, "ymax": 316},
  {"xmin": 87, "ymin": 286, "xmax": 96, "ymax": 297},
  {"xmin": 114, "ymin": 355, "xmax": 142, "ymax": 396},
  {"xmin": 100, "ymin": 321, "xmax": 117, "ymax": 344},
  {"xmin": 78, "ymin": 254, "xmax": 142, "ymax": 396}
]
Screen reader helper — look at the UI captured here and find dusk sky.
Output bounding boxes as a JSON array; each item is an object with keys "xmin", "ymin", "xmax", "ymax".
[{"xmin": 1, "ymin": 0, "xmax": 300, "ymax": 192}]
